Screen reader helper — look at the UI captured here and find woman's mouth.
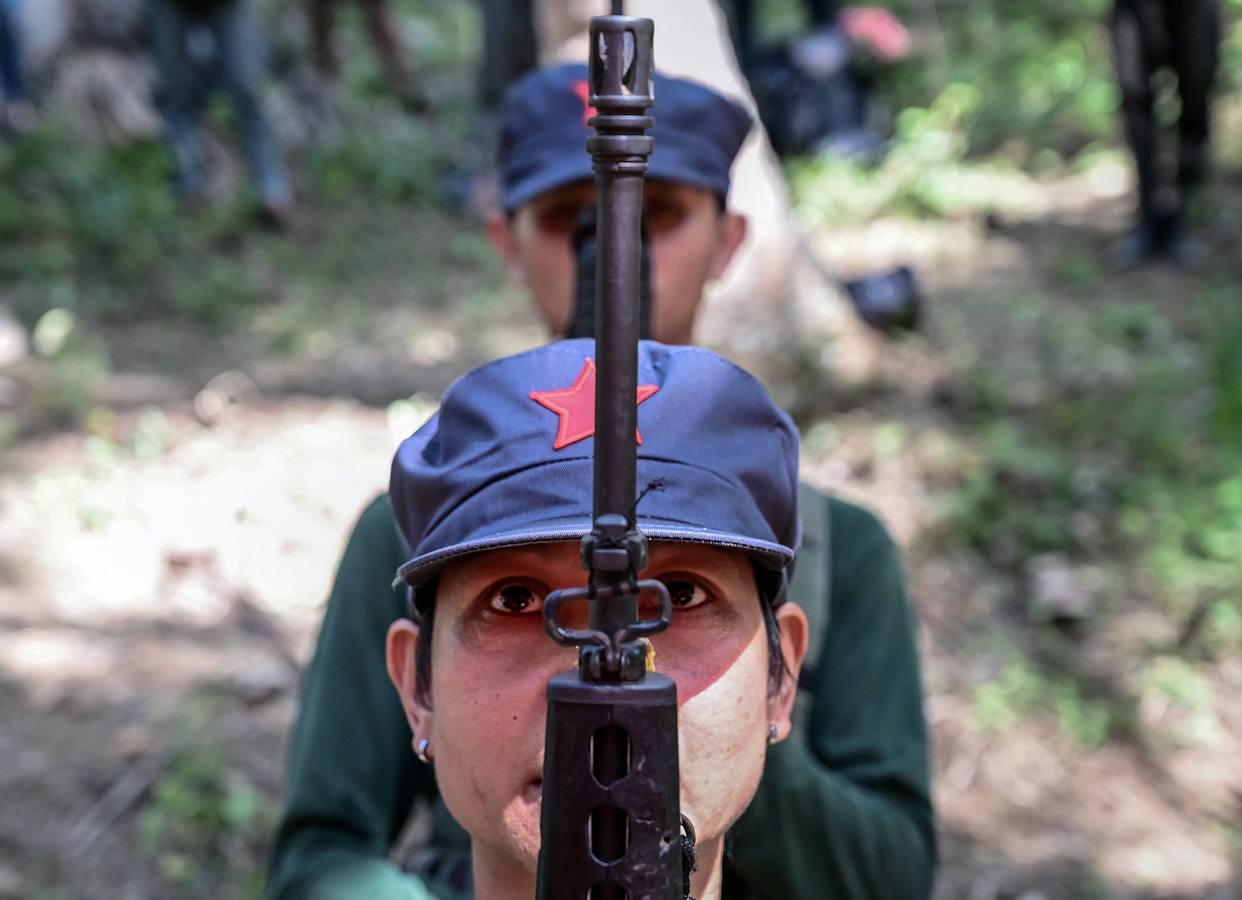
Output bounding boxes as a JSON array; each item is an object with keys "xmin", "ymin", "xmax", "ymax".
[{"xmin": 523, "ymin": 777, "xmax": 543, "ymax": 802}]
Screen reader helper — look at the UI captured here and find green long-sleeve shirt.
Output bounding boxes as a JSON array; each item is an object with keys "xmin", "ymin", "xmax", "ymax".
[{"xmin": 267, "ymin": 489, "xmax": 935, "ymax": 899}]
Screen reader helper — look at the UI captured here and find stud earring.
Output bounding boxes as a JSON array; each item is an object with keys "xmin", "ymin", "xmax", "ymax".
[
  {"xmin": 767, "ymin": 722, "xmax": 779, "ymax": 745},
  {"xmin": 415, "ymin": 737, "xmax": 433, "ymax": 764}
]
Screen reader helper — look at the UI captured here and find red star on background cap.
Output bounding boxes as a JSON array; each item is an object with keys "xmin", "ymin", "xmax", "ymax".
[
  {"xmin": 530, "ymin": 358, "xmax": 659, "ymax": 450},
  {"xmin": 572, "ymin": 80, "xmax": 598, "ymax": 125}
]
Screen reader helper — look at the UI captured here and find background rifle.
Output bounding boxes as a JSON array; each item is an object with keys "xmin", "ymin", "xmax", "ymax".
[
  {"xmin": 537, "ymin": 8, "xmax": 690, "ymax": 900},
  {"xmin": 568, "ymin": 207, "xmax": 653, "ymax": 341}
]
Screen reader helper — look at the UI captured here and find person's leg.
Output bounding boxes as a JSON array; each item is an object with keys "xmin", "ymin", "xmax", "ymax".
[
  {"xmin": 0, "ymin": 0, "xmax": 26, "ymax": 102},
  {"xmin": 308, "ymin": 0, "xmax": 339, "ymax": 79},
  {"xmin": 467, "ymin": 0, "xmax": 536, "ymax": 213},
  {"xmin": 476, "ymin": 0, "xmax": 536, "ymax": 113},
  {"xmin": 1161, "ymin": 0, "xmax": 1219, "ymax": 264},
  {"xmin": 213, "ymin": 0, "xmax": 291, "ymax": 212},
  {"xmin": 357, "ymin": 0, "xmax": 421, "ymax": 104},
  {"xmin": 1111, "ymin": 0, "xmax": 1163, "ymax": 261},
  {"xmin": 147, "ymin": 0, "xmax": 210, "ymax": 201},
  {"xmin": 1167, "ymin": 0, "xmax": 1219, "ymax": 198}
]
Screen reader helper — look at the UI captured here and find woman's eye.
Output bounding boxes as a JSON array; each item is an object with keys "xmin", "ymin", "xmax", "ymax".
[
  {"xmin": 645, "ymin": 203, "xmax": 688, "ymax": 236},
  {"xmin": 487, "ymin": 583, "xmax": 545, "ymax": 615},
  {"xmin": 663, "ymin": 579, "xmax": 709, "ymax": 610},
  {"xmin": 536, "ymin": 204, "xmax": 585, "ymax": 235}
]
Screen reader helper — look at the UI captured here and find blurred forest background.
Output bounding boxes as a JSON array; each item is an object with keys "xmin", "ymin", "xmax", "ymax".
[{"xmin": 1, "ymin": 0, "xmax": 1241, "ymax": 898}]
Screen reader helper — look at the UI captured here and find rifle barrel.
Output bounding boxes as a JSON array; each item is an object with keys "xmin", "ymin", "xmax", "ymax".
[
  {"xmin": 537, "ymin": 15, "xmax": 684, "ymax": 900},
  {"xmin": 589, "ymin": 15, "xmax": 652, "ymax": 637}
]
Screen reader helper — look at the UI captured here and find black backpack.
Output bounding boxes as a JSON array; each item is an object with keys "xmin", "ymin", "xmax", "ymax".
[{"xmin": 745, "ymin": 29, "xmax": 879, "ymax": 160}]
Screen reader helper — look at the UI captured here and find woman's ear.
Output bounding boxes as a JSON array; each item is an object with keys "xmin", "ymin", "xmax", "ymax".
[
  {"xmin": 386, "ymin": 619, "xmax": 432, "ymax": 742},
  {"xmin": 708, "ymin": 212, "xmax": 748, "ymax": 281},
  {"xmin": 486, "ymin": 212, "xmax": 525, "ymax": 281},
  {"xmin": 767, "ymin": 603, "xmax": 809, "ymax": 743}
]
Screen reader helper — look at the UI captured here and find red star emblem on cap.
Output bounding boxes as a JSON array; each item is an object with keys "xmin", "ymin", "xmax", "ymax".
[
  {"xmin": 530, "ymin": 358, "xmax": 659, "ymax": 450},
  {"xmin": 572, "ymin": 80, "xmax": 598, "ymax": 126}
]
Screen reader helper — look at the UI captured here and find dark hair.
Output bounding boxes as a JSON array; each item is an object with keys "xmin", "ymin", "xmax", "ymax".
[
  {"xmin": 413, "ymin": 582, "xmax": 437, "ymax": 708},
  {"xmin": 410, "ymin": 563, "xmax": 790, "ymax": 709}
]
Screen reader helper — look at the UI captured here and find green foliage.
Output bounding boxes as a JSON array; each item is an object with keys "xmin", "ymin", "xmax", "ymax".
[
  {"xmin": 973, "ymin": 660, "xmax": 1042, "ymax": 731},
  {"xmin": 945, "ymin": 422, "xmax": 1090, "ymax": 569},
  {"xmin": 974, "ymin": 654, "xmax": 1118, "ymax": 747},
  {"xmin": 1073, "ymin": 871, "xmax": 1116, "ymax": 900},
  {"xmin": 22, "ymin": 307, "xmax": 112, "ymax": 430},
  {"xmin": 0, "ymin": 124, "xmax": 263, "ymax": 330},
  {"xmin": 308, "ymin": 131, "xmax": 441, "ymax": 204},
  {"xmin": 934, "ymin": 278, "xmax": 1242, "ymax": 678},
  {"xmin": 137, "ymin": 719, "xmax": 273, "ymax": 899},
  {"xmin": 1110, "ymin": 313, "xmax": 1242, "ymax": 646},
  {"xmin": 0, "ymin": 128, "xmax": 175, "ymax": 248},
  {"xmin": 166, "ymin": 255, "xmax": 267, "ymax": 326},
  {"xmin": 28, "ymin": 890, "xmax": 86, "ymax": 900},
  {"xmin": 1210, "ymin": 320, "xmax": 1242, "ymax": 444},
  {"xmin": 898, "ymin": 1, "xmax": 1119, "ymax": 157},
  {"xmin": 1136, "ymin": 469, "xmax": 1242, "ymax": 654},
  {"xmin": 1143, "ymin": 656, "xmax": 1211, "ymax": 709},
  {"xmin": 1048, "ymin": 250, "xmax": 1102, "ymax": 293},
  {"xmin": 791, "ymin": 84, "xmax": 1042, "ymax": 226},
  {"xmin": 0, "ymin": 104, "xmax": 457, "ymax": 338}
]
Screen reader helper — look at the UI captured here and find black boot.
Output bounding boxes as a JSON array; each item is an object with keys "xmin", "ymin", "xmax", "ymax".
[
  {"xmin": 1112, "ymin": 215, "xmax": 1161, "ymax": 271},
  {"xmin": 1163, "ymin": 212, "xmax": 1208, "ymax": 270}
]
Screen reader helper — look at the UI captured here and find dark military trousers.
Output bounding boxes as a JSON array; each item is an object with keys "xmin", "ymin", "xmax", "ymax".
[
  {"xmin": 476, "ymin": 0, "xmax": 537, "ymax": 112},
  {"xmin": 0, "ymin": 0, "xmax": 25, "ymax": 102},
  {"xmin": 1111, "ymin": 0, "xmax": 1220, "ymax": 227},
  {"xmin": 146, "ymin": 0, "xmax": 290, "ymax": 205}
]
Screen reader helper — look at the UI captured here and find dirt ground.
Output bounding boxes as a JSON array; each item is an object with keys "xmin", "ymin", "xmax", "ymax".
[{"xmin": 2, "ymin": 169, "xmax": 1241, "ymax": 900}]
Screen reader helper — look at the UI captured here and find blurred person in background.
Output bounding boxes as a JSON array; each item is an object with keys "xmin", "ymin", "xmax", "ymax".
[
  {"xmin": 266, "ymin": 63, "xmax": 935, "ymax": 900},
  {"xmin": 533, "ymin": 0, "xmax": 881, "ymax": 383},
  {"xmin": 475, "ymin": 0, "xmax": 536, "ymax": 116},
  {"xmin": 1111, "ymin": 0, "xmax": 1221, "ymax": 268},
  {"xmin": 0, "ymin": 0, "xmax": 37, "ymax": 133},
  {"xmin": 306, "ymin": 0, "xmax": 424, "ymax": 109},
  {"xmin": 452, "ymin": 0, "xmax": 537, "ymax": 213},
  {"xmin": 146, "ymin": 0, "xmax": 293, "ymax": 223}
]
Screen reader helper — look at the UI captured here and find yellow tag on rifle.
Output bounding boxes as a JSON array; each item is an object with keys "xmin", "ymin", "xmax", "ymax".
[{"xmin": 638, "ymin": 638, "xmax": 655, "ymax": 672}]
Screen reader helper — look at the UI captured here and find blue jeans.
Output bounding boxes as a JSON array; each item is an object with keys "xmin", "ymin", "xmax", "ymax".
[
  {"xmin": 146, "ymin": 0, "xmax": 290, "ymax": 204},
  {"xmin": 0, "ymin": 0, "xmax": 25, "ymax": 101}
]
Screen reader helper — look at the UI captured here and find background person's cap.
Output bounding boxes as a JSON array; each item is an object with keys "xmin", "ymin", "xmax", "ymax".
[
  {"xmin": 390, "ymin": 339, "xmax": 799, "ymax": 605},
  {"xmin": 498, "ymin": 63, "xmax": 753, "ymax": 211}
]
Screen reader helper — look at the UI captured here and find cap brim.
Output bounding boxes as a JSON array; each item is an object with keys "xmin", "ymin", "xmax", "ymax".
[
  {"xmin": 397, "ymin": 513, "xmax": 793, "ymax": 587},
  {"xmin": 503, "ymin": 149, "xmax": 728, "ymax": 211}
]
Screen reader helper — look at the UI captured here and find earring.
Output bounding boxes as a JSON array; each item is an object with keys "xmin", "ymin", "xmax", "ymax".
[
  {"xmin": 415, "ymin": 737, "xmax": 433, "ymax": 764},
  {"xmin": 767, "ymin": 723, "xmax": 779, "ymax": 745}
]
